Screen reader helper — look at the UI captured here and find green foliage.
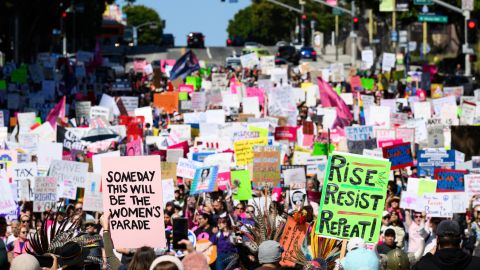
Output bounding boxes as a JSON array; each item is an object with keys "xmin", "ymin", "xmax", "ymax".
[
  {"xmin": 227, "ymin": 0, "xmax": 349, "ymax": 45},
  {"xmin": 123, "ymin": 5, "xmax": 163, "ymax": 45}
]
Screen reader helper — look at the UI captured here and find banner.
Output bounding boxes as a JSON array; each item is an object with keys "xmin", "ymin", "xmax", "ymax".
[
  {"xmin": 101, "ymin": 155, "xmax": 166, "ymax": 248},
  {"xmin": 382, "ymin": 142, "xmax": 413, "ymax": 170},
  {"xmin": 434, "ymin": 168, "xmax": 467, "ymax": 192},
  {"xmin": 252, "ymin": 145, "xmax": 281, "ymax": 187},
  {"xmin": 315, "ymin": 152, "xmax": 391, "ymax": 243}
]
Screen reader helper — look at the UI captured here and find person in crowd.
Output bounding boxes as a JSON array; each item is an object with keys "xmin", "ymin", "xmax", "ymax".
[
  {"xmin": 377, "ymin": 228, "xmax": 397, "ymax": 255},
  {"xmin": 211, "ymin": 217, "xmax": 238, "ymax": 270},
  {"xmin": 194, "ymin": 213, "xmax": 216, "ymax": 239},
  {"xmin": 0, "ymin": 217, "xmax": 8, "ymax": 269},
  {"xmin": 83, "ymin": 218, "xmax": 104, "ymax": 270},
  {"xmin": 405, "ymin": 210, "xmax": 426, "ymax": 254},
  {"xmin": 341, "ymin": 237, "xmax": 379, "ymax": 270},
  {"xmin": 413, "ymin": 220, "xmax": 480, "ymax": 270},
  {"xmin": 6, "ymin": 220, "xmax": 19, "ymax": 245},
  {"xmin": 423, "ymin": 217, "xmax": 443, "ymax": 255},
  {"xmin": 7, "ymin": 225, "xmax": 30, "ymax": 259},
  {"xmin": 387, "ymin": 210, "xmax": 405, "ymax": 249},
  {"xmin": 255, "ymin": 240, "xmax": 283, "ymax": 270}
]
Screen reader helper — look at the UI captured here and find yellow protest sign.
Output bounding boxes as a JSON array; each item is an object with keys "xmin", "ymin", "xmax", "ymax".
[{"xmin": 234, "ymin": 137, "xmax": 268, "ymax": 166}]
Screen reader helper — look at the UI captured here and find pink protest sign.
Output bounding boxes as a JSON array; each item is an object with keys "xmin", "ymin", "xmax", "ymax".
[
  {"xmin": 179, "ymin": 84, "xmax": 194, "ymax": 93},
  {"xmin": 102, "ymin": 156, "xmax": 166, "ymax": 248},
  {"xmin": 246, "ymin": 87, "xmax": 265, "ymax": 106}
]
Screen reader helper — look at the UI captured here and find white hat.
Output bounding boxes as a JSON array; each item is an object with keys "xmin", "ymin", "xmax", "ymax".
[{"xmin": 347, "ymin": 237, "xmax": 366, "ymax": 252}]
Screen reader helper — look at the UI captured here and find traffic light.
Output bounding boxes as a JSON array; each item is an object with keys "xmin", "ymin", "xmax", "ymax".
[
  {"xmin": 302, "ymin": 14, "xmax": 307, "ymax": 21},
  {"xmin": 467, "ymin": 19, "xmax": 478, "ymax": 45},
  {"xmin": 353, "ymin": 17, "xmax": 359, "ymax": 31}
]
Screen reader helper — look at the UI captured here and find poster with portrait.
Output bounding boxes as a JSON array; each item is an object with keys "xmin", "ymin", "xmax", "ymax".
[
  {"xmin": 290, "ymin": 189, "xmax": 307, "ymax": 212},
  {"xmin": 190, "ymin": 166, "xmax": 218, "ymax": 195}
]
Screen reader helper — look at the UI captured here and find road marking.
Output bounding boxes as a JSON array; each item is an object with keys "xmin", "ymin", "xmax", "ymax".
[{"xmin": 206, "ymin": 47, "xmax": 212, "ymax": 59}]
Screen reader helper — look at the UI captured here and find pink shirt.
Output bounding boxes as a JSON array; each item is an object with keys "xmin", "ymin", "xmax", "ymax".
[{"xmin": 408, "ymin": 221, "xmax": 423, "ymax": 253}]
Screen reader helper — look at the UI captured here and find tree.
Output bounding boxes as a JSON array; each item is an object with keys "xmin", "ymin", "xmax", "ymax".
[
  {"xmin": 227, "ymin": 0, "xmax": 348, "ymax": 45},
  {"xmin": 123, "ymin": 5, "xmax": 163, "ymax": 45}
]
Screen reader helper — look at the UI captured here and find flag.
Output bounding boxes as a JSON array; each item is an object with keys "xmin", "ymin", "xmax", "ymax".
[
  {"xmin": 169, "ymin": 50, "xmax": 200, "ymax": 81},
  {"xmin": 46, "ymin": 96, "xmax": 66, "ymax": 128},
  {"xmin": 317, "ymin": 77, "xmax": 353, "ymax": 128}
]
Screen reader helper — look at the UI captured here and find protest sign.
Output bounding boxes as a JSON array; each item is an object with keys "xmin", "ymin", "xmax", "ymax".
[
  {"xmin": 345, "ymin": 126, "xmax": 374, "ymax": 141},
  {"xmin": 240, "ymin": 53, "xmax": 260, "ymax": 68},
  {"xmin": 274, "ymin": 126, "xmax": 297, "ymax": 141},
  {"xmin": 162, "ymin": 179, "xmax": 175, "ymax": 205},
  {"xmin": 101, "ymin": 155, "xmax": 166, "ymax": 248},
  {"xmin": 126, "ymin": 138, "xmax": 143, "ymax": 156},
  {"xmin": 191, "ymin": 92, "xmax": 207, "ymax": 111},
  {"xmin": 312, "ymin": 143, "xmax": 335, "ymax": 156},
  {"xmin": 233, "ymin": 137, "xmax": 268, "ymax": 166},
  {"xmin": 49, "ymin": 160, "xmax": 88, "ymax": 199},
  {"xmin": 347, "ymin": 138, "xmax": 377, "ymax": 155},
  {"xmin": 434, "ymin": 169, "xmax": 467, "ymax": 192},
  {"xmin": 315, "ymin": 152, "xmax": 391, "ymax": 243},
  {"xmin": 279, "ymin": 217, "xmax": 308, "ymax": 267},
  {"xmin": 33, "ymin": 176, "xmax": 57, "ymax": 213},
  {"xmin": 465, "ymin": 174, "xmax": 480, "ymax": 197},
  {"xmin": 83, "ymin": 173, "xmax": 103, "ymax": 212},
  {"xmin": 231, "ymin": 170, "xmax": 253, "ymax": 201},
  {"xmin": 375, "ymin": 128, "xmax": 396, "ymax": 142},
  {"xmin": 400, "ymin": 192, "xmax": 424, "ymax": 211},
  {"xmin": 417, "ymin": 149, "xmax": 455, "ymax": 177},
  {"xmin": 284, "ymin": 167, "xmax": 307, "ymax": 189},
  {"xmin": 153, "ymin": 92, "xmax": 179, "ymax": 114},
  {"xmin": 11, "ymin": 162, "xmax": 37, "ymax": 201},
  {"xmin": 176, "ymin": 158, "xmax": 202, "ymax": 179},
  {"xmin": 0, "ymin": 150, "xmax": 17, "ymax": 182},
  {"xmin": 382, "ymin": 53, "xmax": 396, "ymax": 71},
  {"xmin": 252, "ymin": 145, "xmax": 281, "ymax": 187},
  {"xmin": 423, "ymin": 193, "xmax": 453, "ymax": 218},
  {"xmin": 37, "ymin": 142, "xmax": 62, "ymax": 170},
  {"xmin": 0, "ymin": 176, "xmax": 16, "ymax": 214},
  {"xmin": 460, "ymin": 101, "xmax": 476, "ymax": 125},
  {"xmin": 190, "ymin": 166, "xmax": 218, "ymax": 195},
  {"xmin": 382, "ymin": 142, "xmax": 413, "ymax": 170}
]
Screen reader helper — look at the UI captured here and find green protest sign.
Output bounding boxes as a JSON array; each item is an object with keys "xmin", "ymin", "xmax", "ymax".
[
  {"xmin": 186, "ymin": 76, "xmax": 202, "ymax": 90},
  {"xmin": 361, "ymin": 78, "xmax": 374, "ymax": 90},
  {"xmin": 315, "ymin": 152, "xmax": 391, "ymax": 243},
  {"xmin": 199, "ymin": 67, "xmax": 211, "ymax": 77},
  {"xmin": 178, "ymin": 92, "xmax": 189, "ymax": 101},
  {"xmin": 312, "ymin": 143, "xmax": 335, "ymax": 156},
  {"xmin": 232, "ymin": 170, "xmax": 253, "ymax": 201},
  {"xmin": 0, "ymin": 80, "xmax": 6, "ymax": 90}
]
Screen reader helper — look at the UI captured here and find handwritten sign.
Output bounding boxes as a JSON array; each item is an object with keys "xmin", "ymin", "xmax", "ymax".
[
  {"xmin": 279, "ymin": 217, "xmax": 308, "ymax": 267},
  {"xmin": 11, "ymin": 162, "xmax": 37, "ymax": 201},
  {"xmin": 252, "ymin": 145, "xmax": 281, "ymax": 187},
  {"xmin": 315, "ymin": 152, "xmax": 391, "ymax": 243},
  {"xmin": 345, "ymin": 126, "xmax": 374, "ymax": 141},
  {"xmin": 83, "ymin": 173, "xmax": 103, "ymax": 212},
  {"xmin": 102, "ymin": 155, "xmax": 166, "ymax": 248},
  {"xmin": 465, "ymin": 174, "xmax": 480, "ymax": 197},
  {"xmin": 233, "ymin": 137, "xmax": 268, "ymax": 166},
  {"xmin": 48, "ymin": 160, "xmax": 88, "ymax": 199},
  {"xmin": 33, "ymin": 176, "xmax": 57, "ymax": 213},
  {"xmin": 423, "ymin": 193, "xmax": 453, "ymax": 218}
]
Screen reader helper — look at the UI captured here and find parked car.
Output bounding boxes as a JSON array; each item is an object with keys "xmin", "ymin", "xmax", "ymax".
[
  {"xmin": 162, "ymin": 33, "xmax": 175, "ymax": 48},
  {"xmin": 299, "ymin": 46, "xmax": 317, "ymax": 61},
  {"xmin": 275, "ymin": 41, "xmax": 290, "ymax": 47},
  {"xmin": 187, "ymin": 32, "xmax": 205, "ymax": 48},
  {"xmin": 276, "ymin": 45, "xmax": 300, "ymax": 65}
]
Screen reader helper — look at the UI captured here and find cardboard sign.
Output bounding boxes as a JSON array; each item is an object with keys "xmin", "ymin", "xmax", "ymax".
[
  {"xmin": 252, "ymin": 145, "xmax": 281, "ymax": 187},
  {"xmin": 33, "ymin": 176, "xmax": 57, "ymax": 213},
  {"xmin": 49, "ymin": 160, "xmax": 88, "ymax": 199},
  {"xmin": 315, "ymin": 152, "xmax": 391, "ymax": 243},
  {"xmin": 190, "ymin": 166, "xmax": 218, "ymax": 195},
  {"xmin": 279, "ymin": 217, "xmax": 308, "ymax": 267},
  {"xmin": 434, "ymin": 169, "xmax": 467, "ymax": 192},
  {"xmin": 83, "ymin": 173, "xmax": 103, "ymax": 212},
  {"xmin": 101, "ymin": 155, "xmax": 166, "ymax": 248},
  {"xmin": 382, "ymin": 142, "xmax": 413, "ymax": 170},
  {"xmin": 153, "ymin": 92, "xmax": 179, "ymax": 114},
  {"xmin": 233, "ymin": 137, "xmax": 268, "ymax": 166}
]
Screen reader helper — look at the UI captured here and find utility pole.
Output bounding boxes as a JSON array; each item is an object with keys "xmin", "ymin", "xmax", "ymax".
[
  {"xmin": 351, "ymin": 0, "xmax": 356, "ymax": 67},
  {"xmin": 300, "ymin": 2, "xmax": 305, "ymax": 46}
]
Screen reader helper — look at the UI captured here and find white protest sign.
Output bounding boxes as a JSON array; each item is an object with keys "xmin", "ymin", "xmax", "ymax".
[
  {"xmin": 162, "ymin": 179, "xmax": 175, "ymax": 205},
  {"xmin": 465, "ymin": 174, "xmax": 480, "ymax": 198},
  {"xmin": 37, "ymin": 142, "xmax": 62, "ymax": 170},
  {"xmin": 423, "ymin": 193, "xmax": 453, "ymax": 218},
  {"xmin": 176, "ymin": 158, "xmax": 203, "ymax": 179},
  {"xmin": 240, "ymin": 53, "xmax": 260, "ymax": 69},
  {"xmin": 83, "ymin": 173, "xmax": 103, "ymax": 212},
  {"xmin": 361, "ymin": 50, "xmax": 374, "ymax": 69},
  {"xmin": 382, "ymin": 53, "xmax": 396, "ymax": 72},
  {"xmin": 11, "ymin": 162, "xmax": 37, "ymax": 201},
  {"xmin": 48, "ymin": 160, "xmax": 88, "ymax": 199},
  {"xmin": 33, "ymin": 176, "xmax": 57, "ymax": 213},
  {"xmin": 0, "ymin": 176, "xmax": 17, "ymax": 214}
]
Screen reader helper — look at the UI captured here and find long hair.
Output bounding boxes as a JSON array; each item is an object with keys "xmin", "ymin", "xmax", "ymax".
[{"xmin": 128, "ymin": 246, "xmax": 156, "ymax": 270}]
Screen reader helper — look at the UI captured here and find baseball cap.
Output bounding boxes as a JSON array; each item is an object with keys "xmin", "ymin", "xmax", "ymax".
[
  {"xmin": 436, "ymin": 220, "xmax": 461, "ymax": 237},
  {"xmin": 347, "ymin": 237, "xmax": 366, "ymax": 252},
  {"xmin": 258, "ymin": 240, "xmax": 283, "ymax": 264}
]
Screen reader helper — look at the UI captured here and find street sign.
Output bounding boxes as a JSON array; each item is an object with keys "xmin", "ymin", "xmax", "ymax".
[
  {"xmin": 333, "ymin": 7, "xmax": 343, "ymax": 16},
  {"xmin": 391, "ymin": 31, "xmax": 398, "ymax": 42},
  {"xmin": 418, "ymin": 14, "xmax": 448, "ymax": 23},
  {"xmin": 414, "ymin": 0, "xmax": 432, "ymax": 5}
]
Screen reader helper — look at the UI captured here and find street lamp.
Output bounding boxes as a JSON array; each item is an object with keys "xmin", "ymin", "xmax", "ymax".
[{"xmin": 132, "ymin": 21, "xmax": 159, "ymax": 46}]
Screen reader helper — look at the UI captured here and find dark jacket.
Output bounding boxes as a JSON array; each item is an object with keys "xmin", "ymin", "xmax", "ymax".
[{"xmin": 413, "ymin": 248, "xmax": 480, "ymax": 270}]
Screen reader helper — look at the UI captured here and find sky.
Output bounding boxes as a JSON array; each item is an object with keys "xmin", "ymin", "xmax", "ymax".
[{"xmin": 119, "ymin": 0, "xmax": 252, "ymax": 47}]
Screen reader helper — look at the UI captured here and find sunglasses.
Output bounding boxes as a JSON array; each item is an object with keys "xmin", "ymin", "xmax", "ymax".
[
  {"xmin": 21, "ymin": 220, "xmax": 30, "ymax": 223},
  {"xmin": 414, "ymin": 215, "xmax": 423, "ymax": 218},
  {"xmin": 246, "ymin": 210, "xmax": 254, "ymax": 214}
]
